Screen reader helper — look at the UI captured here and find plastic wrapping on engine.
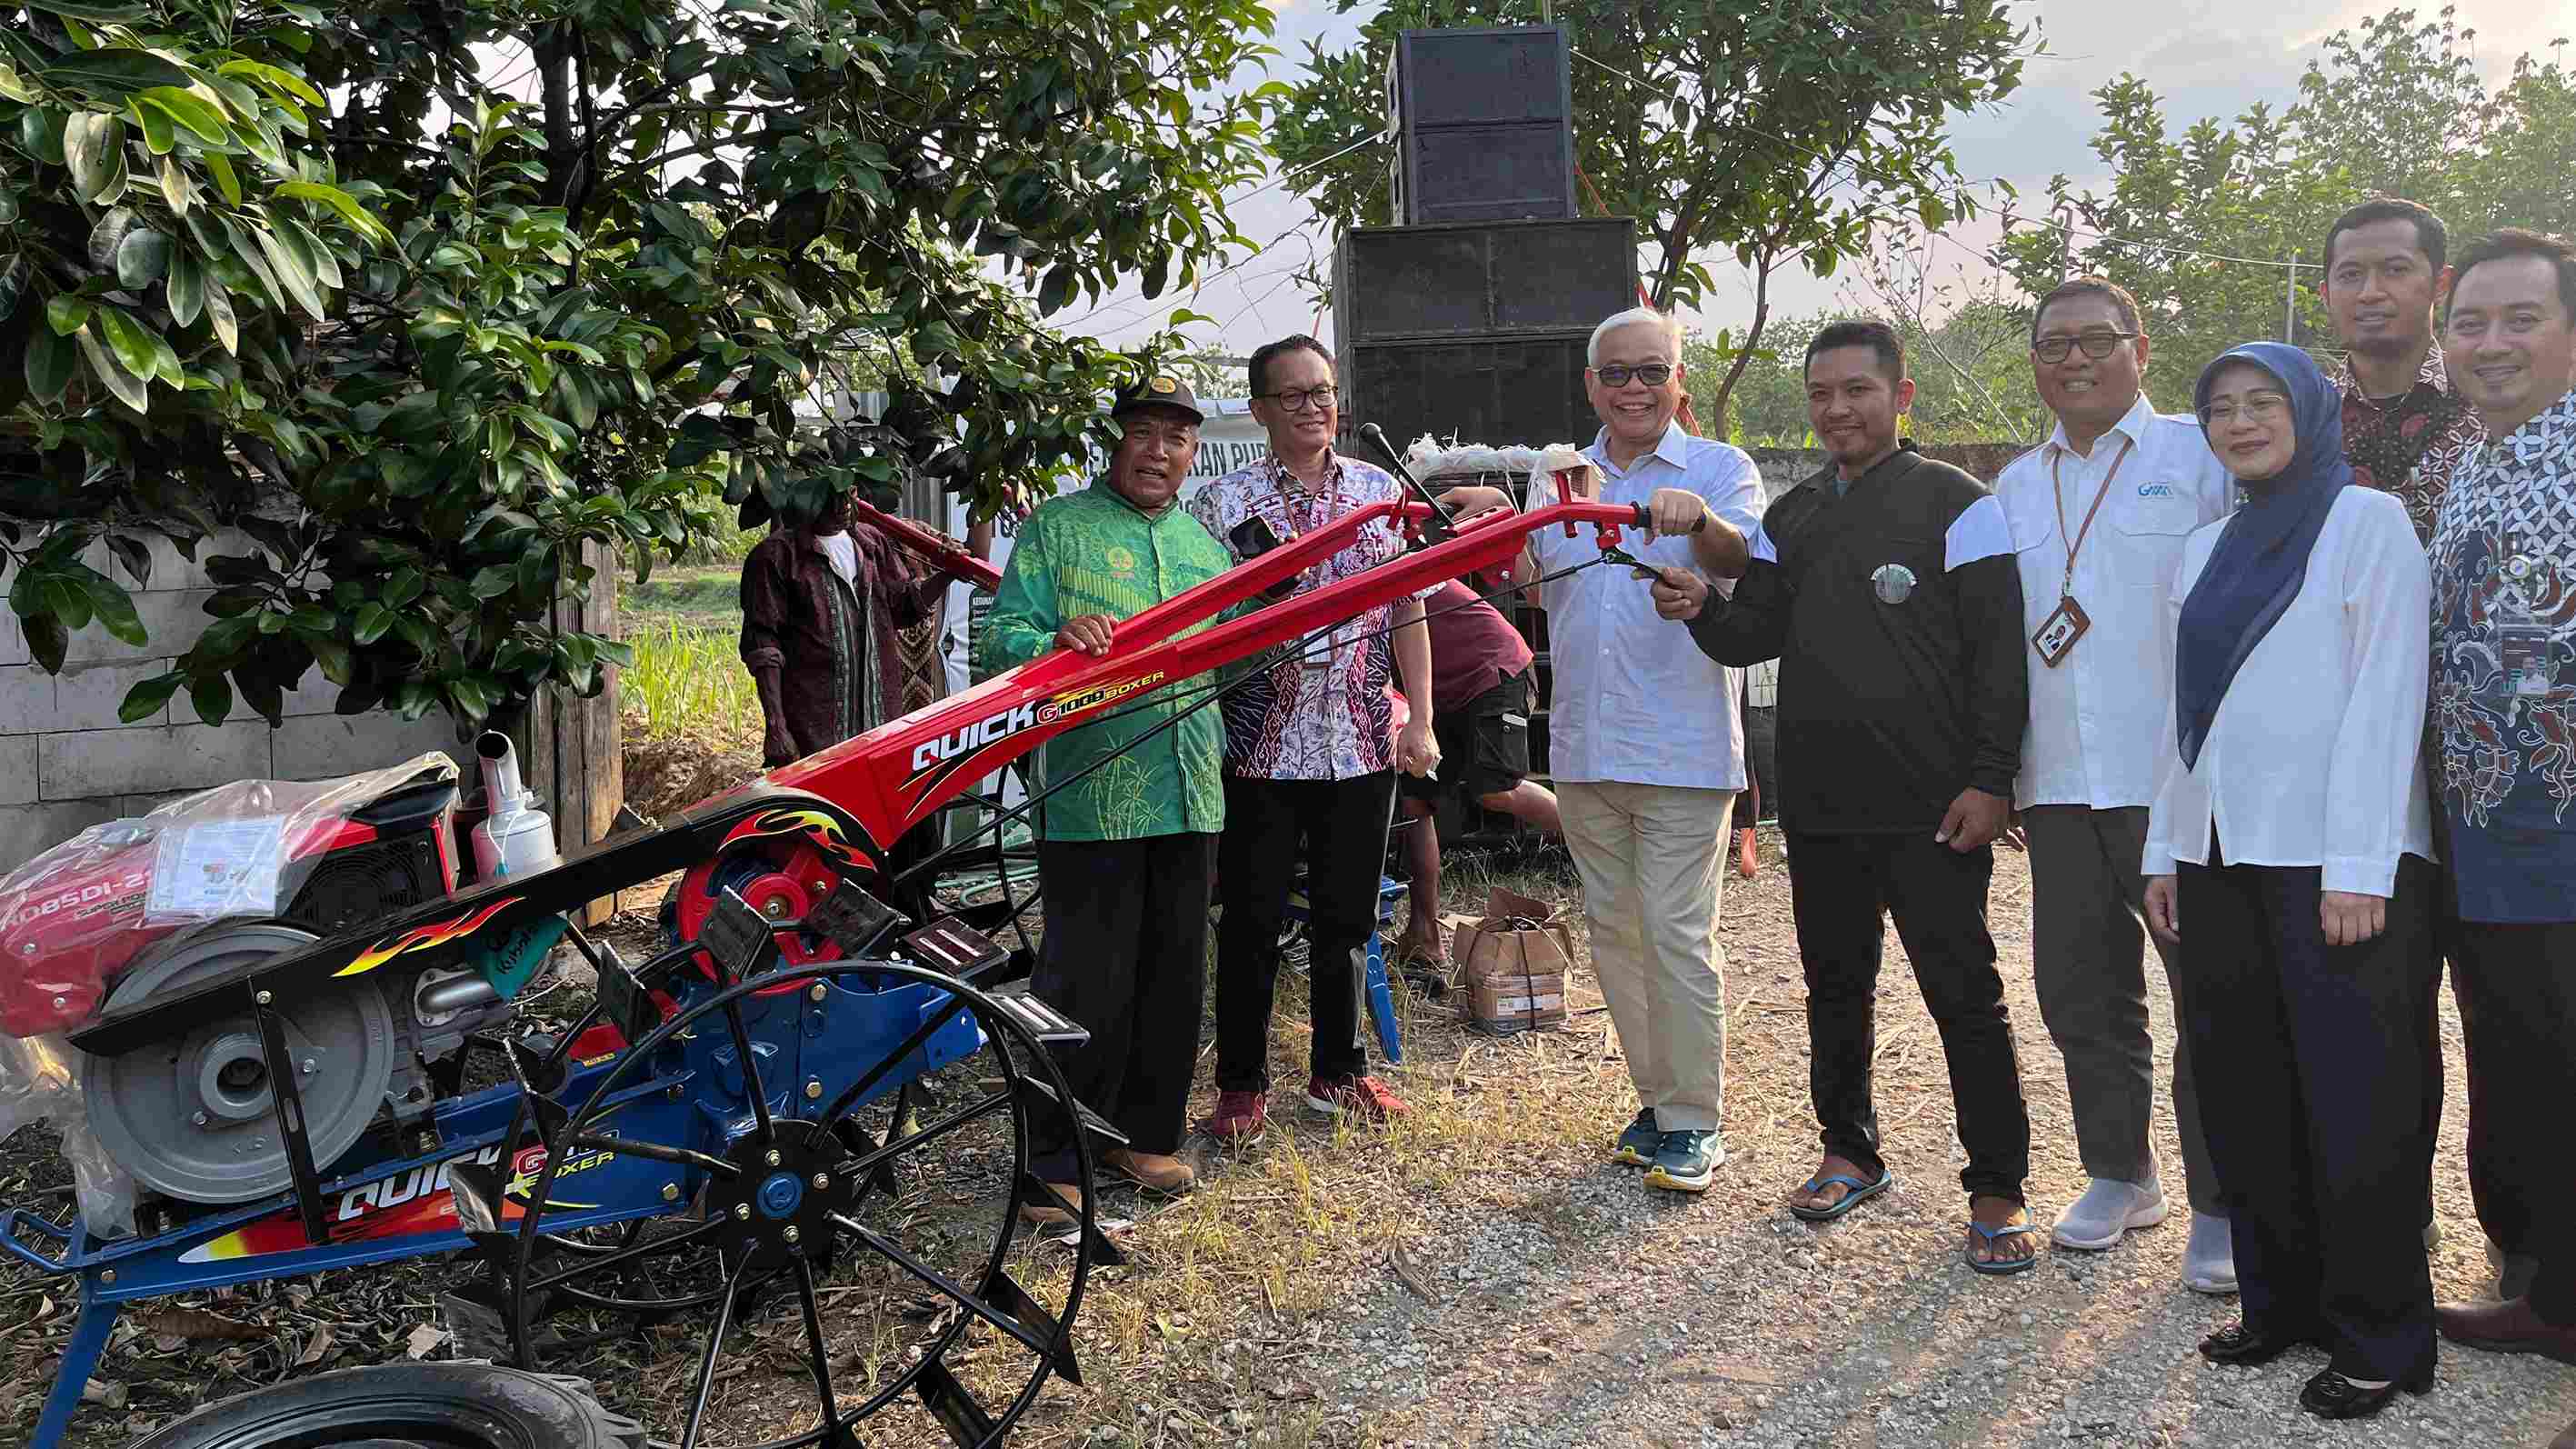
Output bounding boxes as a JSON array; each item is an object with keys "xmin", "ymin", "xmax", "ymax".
[
  {"xmin": 0, "ymin": 752, "xmax": 459, "ymax": 1039},
  {"xmin": 0, "ymin": 1033, "xmax": 140, "ymax": 1237},
  {"xmin": 0, "ymin": 751, "xmax": 458, "ymax": 1238}
]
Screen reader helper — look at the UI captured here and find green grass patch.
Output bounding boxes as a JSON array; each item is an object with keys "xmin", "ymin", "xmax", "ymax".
[
  {"xmin": 624, "ymin": 615, "xmax": 761, "ymax": 742},
  {"xmin": 623, "ymin": 562, "xmax": 744, "ymax": 631}
]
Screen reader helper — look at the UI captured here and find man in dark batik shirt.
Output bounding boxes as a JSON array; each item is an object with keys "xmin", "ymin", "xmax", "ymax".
[
  {"xmin": 2319, "ymin": 198, "xmax": 2484, "ymax": 543},
  {"xmin": 740, "ymin": 490, "xmax": 948, "ymax": 767}
]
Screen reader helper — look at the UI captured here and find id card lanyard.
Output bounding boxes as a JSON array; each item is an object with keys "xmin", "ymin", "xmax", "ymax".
[{"xmin": 2032, "ymin": 436, "xmax": 2135, "ymax": 667}]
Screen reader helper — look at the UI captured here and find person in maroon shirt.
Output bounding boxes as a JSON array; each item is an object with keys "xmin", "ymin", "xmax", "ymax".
[
  {"xmin": 741, "ymin": 491, "xmax": 949, "ymax": 767},
  {"xmin": 1393, "ymin": 579, "xmax": 1563, "ymax": 971}
]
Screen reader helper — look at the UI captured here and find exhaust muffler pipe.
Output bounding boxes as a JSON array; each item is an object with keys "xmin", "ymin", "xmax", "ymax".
[{"xmin": 471, "ymin": 732, "xmax": 563, "ymax": 882}]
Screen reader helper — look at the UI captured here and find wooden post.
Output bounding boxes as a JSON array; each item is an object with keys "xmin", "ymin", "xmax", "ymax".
[{"xmin": 516, "ymin": 540, "xmax": 623, "ymax": 925}]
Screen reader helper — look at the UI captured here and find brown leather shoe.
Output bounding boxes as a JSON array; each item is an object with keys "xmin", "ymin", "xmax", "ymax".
[
  {"xmin": 2434, "ymin": 1295, "xmax": 2576, "ymax": 1365},
  {"xmin": 1018, "ymin": 1182, "xmax": 1083, "ymax": 1227},
  {"xmin": 1103, "ymin": 1148, "xmax": 1194, "ymax": 1193}
]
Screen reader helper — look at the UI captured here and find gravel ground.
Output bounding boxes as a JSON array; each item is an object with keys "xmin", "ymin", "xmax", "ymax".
[
  {"xmin": 12, "ymin": 837, "xmax": 2572, "ymax": 1448},
  {"xmin": 1303, "ymin": 837, "xmax": 2576, "ymax": 1449}
]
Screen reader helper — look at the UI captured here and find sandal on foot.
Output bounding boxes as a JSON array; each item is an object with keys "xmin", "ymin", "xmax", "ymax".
[
  {"xmin": 1966, "ymin": 1217, "xmax": 2040, "ymax": 1275},
  {"xmin": 1788, "ymin": 1169, "xmax": 1893, "ymax": 1223}
]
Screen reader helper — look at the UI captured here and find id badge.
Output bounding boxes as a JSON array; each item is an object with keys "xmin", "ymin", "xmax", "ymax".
[{"xmin": 2032, "ymin": 595, "xmax": 2091, "ymax": 667}]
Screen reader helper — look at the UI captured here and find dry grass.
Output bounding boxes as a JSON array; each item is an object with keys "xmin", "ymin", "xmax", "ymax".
[{"xmin": 620, "ymin": 718, "xmax": 764, "ymax": 820}]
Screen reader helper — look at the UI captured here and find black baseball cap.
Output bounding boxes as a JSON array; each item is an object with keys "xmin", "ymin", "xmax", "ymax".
[{"xmin": 1110, "ymin": 373, "xmax": 1204, "ymax": 425}]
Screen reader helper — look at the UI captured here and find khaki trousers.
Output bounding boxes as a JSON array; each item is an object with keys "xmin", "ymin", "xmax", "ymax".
[{"xmin": 1559, "ymin": 781, "xmax": 1733, "ymax": 1133}]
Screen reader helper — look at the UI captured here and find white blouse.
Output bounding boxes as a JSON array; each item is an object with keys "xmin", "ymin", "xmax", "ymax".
[{"xmin": 2142, "ymin": 486, "xmax": 2434, "ymax": 897}]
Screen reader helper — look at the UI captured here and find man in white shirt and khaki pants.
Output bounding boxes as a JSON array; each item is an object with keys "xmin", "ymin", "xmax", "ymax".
[{"xmin": 1997, "ymin": 278, "xmax": 2237, "ymax": 1289}]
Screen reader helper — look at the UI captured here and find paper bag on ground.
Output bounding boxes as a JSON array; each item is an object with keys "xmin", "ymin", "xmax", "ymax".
[
  {"xmin": 1450, "ymin": 885, "xmax": 1572, "ymax": 982},
  {"xmin": 1453, "ymin": 886, "xmax": 1571, "ymax": 1032}
]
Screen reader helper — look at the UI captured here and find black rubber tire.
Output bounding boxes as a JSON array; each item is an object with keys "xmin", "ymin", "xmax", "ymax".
[{"xmin": 129, "ymin": 1361, "xmax": 644, "ymax": 1449}]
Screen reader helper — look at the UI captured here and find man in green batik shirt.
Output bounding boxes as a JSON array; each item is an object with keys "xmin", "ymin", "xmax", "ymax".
[{"xmin": 975, "ymin": 374, "xmax": 1232, "ymax": 1222}]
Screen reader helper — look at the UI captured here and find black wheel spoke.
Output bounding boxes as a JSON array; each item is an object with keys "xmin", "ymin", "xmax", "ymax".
[
  {"xmin": 722, "ymin": 1001, "xmax": 777, "ymax": 1144},
  {"xmin": 827, "ymin": 1213, "xmax": 1052, "ymax": 1360},
  {"xmin": 792, "ymin": 1255, "xmax": 845, "ymax": 1435},
  {"xmin": 678, "ymin": 1253, "xmax": 750, "ymax": 1449},
  {"xmin": 530, "ymin": 1214, "xmax": 731, "ymax": 1295},
  {"xmin": 840, "ymin": 1088, "xmax": 1013, "ymax": 1181},
  {"xmin": 817, "ymin": 998, "xmax": 961, "ymax": 1123}
]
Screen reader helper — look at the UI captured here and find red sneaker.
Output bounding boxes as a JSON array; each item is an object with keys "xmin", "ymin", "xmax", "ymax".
[
  {"xmin": 1306, "ymin": 1074, "xmax": 1410, "ymax": 1124},
  {"xmin": 1199, "ymin": 1090, "xmax": 1267, "ymax": 1145}
]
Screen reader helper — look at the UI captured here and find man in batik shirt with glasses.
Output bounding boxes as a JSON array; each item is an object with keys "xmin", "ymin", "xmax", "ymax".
[{"xmin": 1187, "ymin": 335, "xmax": 1440, "ymax": 1145}]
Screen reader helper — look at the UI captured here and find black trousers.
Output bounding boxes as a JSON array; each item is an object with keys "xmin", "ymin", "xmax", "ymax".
[
  {"xmin": 1784, "ymin": 831, "xmax": 2032, "ymax": 1204},
  {"xmin": 2449, "ymin": 917, "xmax": 2576, "ymax": 1324},
  {"xmin": 1214, "ymin": 772, "xmax": 1393, "ymax": 1092},
  {"xmin": 2174, "ymin": 849, "xmax": 2438, "ymax": 1383},
  {"xmin": 1026, "ymin": 832, "xmax": 1216, "ymax": 1184}
]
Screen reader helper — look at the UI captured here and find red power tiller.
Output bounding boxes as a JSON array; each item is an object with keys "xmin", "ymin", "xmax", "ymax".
[{"xmin": 5, "ymin": 463, "xmax": 1652, "ymax": 1449}]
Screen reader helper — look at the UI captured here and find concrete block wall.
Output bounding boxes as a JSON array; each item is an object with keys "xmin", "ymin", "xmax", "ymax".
[{"xmin": 0, "ymin": 530, "xmax": 464, "ymax": 875}]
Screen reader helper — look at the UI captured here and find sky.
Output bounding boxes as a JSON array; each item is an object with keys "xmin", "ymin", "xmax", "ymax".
[{"xmin": 1062, "ymin": 0, "xmax": 2575, "ymax": 356}]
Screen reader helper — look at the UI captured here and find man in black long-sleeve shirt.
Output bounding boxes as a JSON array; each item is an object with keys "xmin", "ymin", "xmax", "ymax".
[{"xmin": 1653, "ymin": 320, "xmax": 2039, "ymax": 1274}]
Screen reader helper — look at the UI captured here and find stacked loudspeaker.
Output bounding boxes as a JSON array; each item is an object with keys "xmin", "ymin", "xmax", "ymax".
[
  {"xmin": 1329, "ymin": 25, "xmax": 1643, "ymax": 808},
  {"xmin": 1333, "ymin": 24, "xmax": 1639, "ymax": 456}
]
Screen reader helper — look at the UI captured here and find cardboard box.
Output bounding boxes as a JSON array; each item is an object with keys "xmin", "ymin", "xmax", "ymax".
[
  {"xmin": 1451, "ymin": 884, "xmax": 1573, "ymax": 983},
  {"xmin": 1463, "ymin": 968, "xmax": 1567, "ymax": 1032}
]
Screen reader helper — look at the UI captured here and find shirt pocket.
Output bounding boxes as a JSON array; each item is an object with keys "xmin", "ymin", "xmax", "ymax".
[
  {"xmin": 2106, "ymin": 496, "xmax": 2202, "ymax": 591},
  {"xmin": 2006, "ymin": 494, "xmax": 2062, "ymax": 618}
]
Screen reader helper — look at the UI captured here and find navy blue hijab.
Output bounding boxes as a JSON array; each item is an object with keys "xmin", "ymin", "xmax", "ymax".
[{"xmin": 2172, "ymin": 342, "xmax": 2352, "ymax": 769}]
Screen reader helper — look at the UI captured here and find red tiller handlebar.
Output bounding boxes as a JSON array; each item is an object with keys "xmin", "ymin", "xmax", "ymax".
[
  {"xmin": 766, "ymin": 496, "xmax": 1660, "ymax": 851},
  {"xmin": 846, "ymin": 497, "xmax": 1003, "ymax": 593}
]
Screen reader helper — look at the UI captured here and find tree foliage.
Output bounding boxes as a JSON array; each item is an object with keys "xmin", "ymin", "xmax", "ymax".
[
  {"xmin": 1271, "ymin": 0, "xmax": 2032, "ymax": 425},
  {"xmin": 0, "ymin": 0, "xmax": 1277, "ymax": 733},
  {"xmin": 1685, "ymin": 303, "xmax": 2046, "ymax": 451},
  {"xmin": 1997, "ymin": 5, "xmax": 2574, "ymax": 410}
]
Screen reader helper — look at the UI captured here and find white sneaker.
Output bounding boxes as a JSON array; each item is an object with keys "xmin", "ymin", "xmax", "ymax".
[
  {"xmin": 2050, "ymin": 1177, "xmax": 2169, "ymax": 1251},
  {"xmin": 2183, "ymin": 1213, "xmax": 2238, "ymax": 1294}
]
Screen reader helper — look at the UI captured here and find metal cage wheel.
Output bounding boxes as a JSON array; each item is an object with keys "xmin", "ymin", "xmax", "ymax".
[{"xmin": 504, "ymin": 954, "xmax": 1103, "ymax": 1449}]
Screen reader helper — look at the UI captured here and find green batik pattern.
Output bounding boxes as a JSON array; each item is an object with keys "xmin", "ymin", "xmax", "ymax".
[{"xmin": 976, "ymin": 486, "xmax": 1233, "ymax": 842}]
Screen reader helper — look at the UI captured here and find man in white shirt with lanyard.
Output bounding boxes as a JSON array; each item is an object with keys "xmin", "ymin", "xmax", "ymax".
[{"xmin": 1995, "ymin": 278, "xmax": 2237, "ymax": 1287}]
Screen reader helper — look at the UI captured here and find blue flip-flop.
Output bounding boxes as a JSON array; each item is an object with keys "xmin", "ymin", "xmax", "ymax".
[
  {"xmin": 1788, "ymin": 1169, "xmax": 1893, "ymax": 1222},
  {"xmin": 1965, "ymin": 1217, "xmax": 2041, "ymax": 1274}
]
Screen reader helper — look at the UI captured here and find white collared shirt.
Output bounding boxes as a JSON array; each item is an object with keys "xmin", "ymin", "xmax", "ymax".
[
  {"xmin": 1998, "ymin": 393, "xmax": 2236, "ymax": 810},
  {"xmin": 1530, "ymin": 421, "xmax": 1765, "ymax": 790},
  {"xmin": 2142, "ymin": 487, "xmax": 2434, "ymax": 896}
]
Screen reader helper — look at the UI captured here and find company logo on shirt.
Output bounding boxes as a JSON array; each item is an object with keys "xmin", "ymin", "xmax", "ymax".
[
  {"xmin": 1105, "ymin": 545, "xmax": 1137, "ymax": 577},
  {"xmin": 2137, "ymin": 483, "xmax": 2177, "ymax": 497}
]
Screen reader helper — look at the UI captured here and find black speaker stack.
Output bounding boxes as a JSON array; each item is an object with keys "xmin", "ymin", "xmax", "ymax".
[{"xmin": 1333, "ymin": 25, "xmax": 1637, "ymax": 457}]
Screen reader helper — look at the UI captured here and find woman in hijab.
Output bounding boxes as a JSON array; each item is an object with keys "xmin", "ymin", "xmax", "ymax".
[{"xmin": 2140, "ymin": 342, "xmax": 2439, "ymax": 1420}]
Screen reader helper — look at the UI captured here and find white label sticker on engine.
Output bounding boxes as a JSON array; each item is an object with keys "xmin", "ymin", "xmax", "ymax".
[{"xmin": 147, "ymin": 816, "xmax": 288, "ymax": 920}]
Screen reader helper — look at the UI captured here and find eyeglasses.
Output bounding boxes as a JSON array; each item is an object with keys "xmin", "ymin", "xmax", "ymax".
[
  {"xmin": 2032, "ymin": 331, "xmax": 2140, "ymax": 364},
  {"xmin": 1257, "ymin": 386, "xmax": 1338, "ymax": 413},
  {"xmin": 1591, "ymin": 363, "xmax": 1673, "ymax": 388},
  {"xmin": 2198, "ymin": 394, "xmax": 2291, "ymax": 427}
]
